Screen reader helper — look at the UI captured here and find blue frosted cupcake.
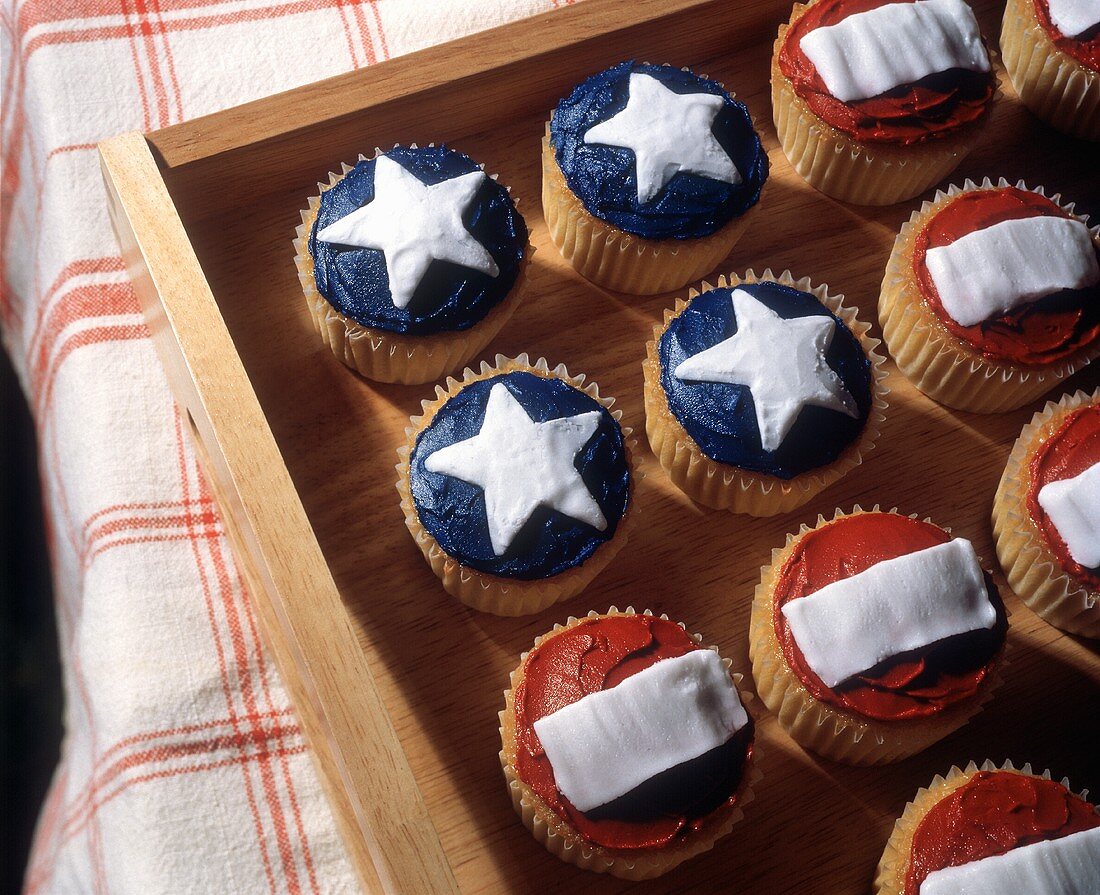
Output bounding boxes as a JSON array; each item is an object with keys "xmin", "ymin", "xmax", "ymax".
[
  {"xmin": 295, "ymin": 144, "xmax": 529, "ymax": 384},
  {"xmin": 396, "ymin": 354, "xmax": 636, "ymax": 615},
  {"xmin": 544, "ymin": 61, "xmax": 768, "ymax": 295},
  {"xmin": 643, "ymin": 270, "xmax": 887, "ymax": 515}
]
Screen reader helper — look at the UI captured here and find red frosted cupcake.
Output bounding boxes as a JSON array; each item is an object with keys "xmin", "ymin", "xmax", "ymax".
[
  {"xmin": 750, "ymin": 507, "xmax": 1008, "ymax": 764},
  {"xmin": 994, "ymin": 388, "xmax": 1100, "ymax": 637},
  {"xmin": 875, "ymin": 761, "xmax": 1100, "ymax": 894},
  {"xmin": 880, "ymin": 179, "xmax": 1100, "ymax": 412},
  {"xmin": 772, "ymin": 0, "xmax": 996, "ymax": 204},
  {"xmin": 1002, "ymin": 0, "xmax": 1100, "ymax": 140},
  {"xmin": 499, "ymin": 608, "xmax": 758, "ymax": 879}
]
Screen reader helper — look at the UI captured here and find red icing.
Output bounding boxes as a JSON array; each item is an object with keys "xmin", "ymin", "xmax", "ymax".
[
  {"xmin": 1033, "ymin": 0, "xmax": 1100, "ymax": 72},
  {"xmin": 913, "ymin": 186, "xmax": 1100, "ymax": 366},
  {"xmin": 772, "ymin": 513, "xmax": 1006, "ymax": 721},
  {"xmin": 512, "ymin": 615, "xmax": 753, "ymax": 851},
  {"xmin": 1027, "ymin": 403, "xmax": 1100, "ymax": 590},
  {"xmin": 777, "ymin": 0, "xmax": 994, "ymax": 145},
  {"xmin": 903, "ymin": 771, "xmax": 1100, "ymax": 894}
]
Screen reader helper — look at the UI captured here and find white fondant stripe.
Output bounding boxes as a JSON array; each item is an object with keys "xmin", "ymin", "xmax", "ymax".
[
  {"xmin": 1047, "ymin": 0, "xmax": 1100, "ymax": 38},
  {"xmin": 926, "ymin": 215, "xmax": 1100, "ymax": 327},
  {"xmin": 799, "ymin": 0, "xmax": 990, "ymax": 103},
  {"xmin": 920, "ymin": 826, "xmax": 1100, "ymax": 895},
  {"xmin": 532, "ymin": 650, "xmax": 748, "ymax": 813},
  {"xmin": 781, "ymin": 538, "xmax": 996, "ymax": 688},
  {"xmin": 1038, "ymin": 460, "xmax": 1100, "ymax": 569}
]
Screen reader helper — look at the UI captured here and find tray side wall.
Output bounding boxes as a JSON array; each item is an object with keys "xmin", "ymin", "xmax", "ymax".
[{"xmin": 99, "ymin": 131, "xmax": 459, "ymax": 895}]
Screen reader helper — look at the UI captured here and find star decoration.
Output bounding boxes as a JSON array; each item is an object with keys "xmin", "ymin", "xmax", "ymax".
[
  {"xmin": 674, "ymin": 289, "xmax": 859, "ymax": 452},
  {"xmin": 424, "ymin": 383, "xmax": 608, "ymax": 556},
  {"xmin": 316, "ymin": 154, "xmax": 499, "ymax": 310},
  {"xmin": 583, "ymin": 72, "xmax": 741, "ymax": 205}
]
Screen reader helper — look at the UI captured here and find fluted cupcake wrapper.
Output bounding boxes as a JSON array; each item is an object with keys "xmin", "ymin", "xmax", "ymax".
[
  {"xmin": 878, "ymin": 178, "xmax": 1100, "ymax": 413},
  {"xmin": 541, "ymin": 65, "xmax": 759, "ymax": 296},
  {"xmin": 749, "ymin": 505, "xmax": 1009, "ymax": 765},
  {"xmin": 1001, "ymin": 0, "xmax": 1100, "ymax": 142},
  {"xmin": 293, "ymin": 147, "xmax": 533, "ymax": 385},
  {"xmin": 992, "ymin": 388, "xmax": 1100, "ymax": 638},
  {"xmin": 498, "ymin": 607, "xmax": 761, "ymax": 880},
  {"xmin": 395, "ymin": 355, "xmax": 639, "ymax": 616},
  {"xmin": 873, "ymin": 760, "xmax": 1090, "ymax": 894},
  {"xmin": 642, "ymin": 268, "xmax": 889, "ymax": 516},
  {"xmin": 770, "ymin": 7, "xmax": 995, "ymax": 206}
]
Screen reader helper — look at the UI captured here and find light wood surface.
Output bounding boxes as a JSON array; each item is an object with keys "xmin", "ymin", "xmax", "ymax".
[{"xmin": 103, "ymin": 0, "xmax": 1100, "ymax": 891}]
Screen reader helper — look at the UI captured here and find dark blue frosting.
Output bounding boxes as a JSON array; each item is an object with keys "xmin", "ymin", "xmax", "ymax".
[
  {"xmin": 308, "ymin": 145, "xmax": 527, "ymax": 335},
  {"xmin": 409, "ymin": 371, "xmax": 630, "ymax": 580},
  {"xmin": 658, "ymin": 282, "xmax": 873, "ymax": 480},
  {"xmin": 550, "ymin": 61, "xmax": 768, "ymax": 240}
]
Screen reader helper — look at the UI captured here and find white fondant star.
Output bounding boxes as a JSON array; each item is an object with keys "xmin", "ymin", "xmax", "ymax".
[
  {"xmin": 674, "ymin": 289, "xmax": 859, "ymax": 452},
  {"xmin": 316, "ymin": 154, "xmax": 499, "ymax": 310},
  {"xmin": 424, "ymin": 383, "xmax": 608, "ymax": 556},
  {"xmin": 583, "ymin": 72, "xmax": 741, "ymax": 205}
]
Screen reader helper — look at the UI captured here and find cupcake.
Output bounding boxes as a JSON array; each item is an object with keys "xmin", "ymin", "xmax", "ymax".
[
  {"xmin": 875, "ymin": 761, "xmax": 1100, "ymax": 894},
  {"xmin": 772, "ymin": 0, "xmax": 996, "ymax": 205},
  {"xmin": 396, "ymin": 355, "xmax": 635, "ymax": 616},
  {"xmin": 642, "ymin": 269, "xmax": 886, "ymax": 516},
  {"xmin": 879, "ymin": 179, "xmax": 1100, "ymax": 412},
  {"xmin": 500, "ymin": 607, "xmax": 758, "ymax": 879},
  {"xmin": 295, "ymin": 144, "xmax": 529, "ymax": 384},
  {"xmin": 750, "ymin": 507, "xmax": 1008, "ymax": 764},
  {"xmin": 1002, "ymin": 0, "xmax": 1100, "ymax": 141},
  {"xmin": 543, "ymin": 61, "xmax": 768, "ymax": 295},
  {"xmin": 993, "ymin": 388, "xmax": 1100, "ymax": 638}
]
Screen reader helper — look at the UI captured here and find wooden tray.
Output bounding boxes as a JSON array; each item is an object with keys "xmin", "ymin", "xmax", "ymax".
[{"xmin": 99, "ymin": 0, "xmax": 1100, "ymax": 891}]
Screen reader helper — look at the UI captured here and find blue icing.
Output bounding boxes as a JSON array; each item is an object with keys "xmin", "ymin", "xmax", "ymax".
[
  {"xmin": 308, "ymin": 145, "xmax": 527, "ymax": 336},
  {"xmin": 658, "ymin": 282, "xmax": 872, "ymax": 480},
  {"xmin": 550, "ymin": 61, "xmax": 768, "ymax": 241},
  {"xmin": 409, "ymin": 371, "xmax": 630, "ymax": 580}
]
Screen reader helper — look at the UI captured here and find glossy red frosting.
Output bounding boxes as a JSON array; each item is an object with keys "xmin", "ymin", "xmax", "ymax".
[
  {"xmin": 772, "ymin": 513, "xmax": 1006, "ymax": 721},
  {"xmin": 777, "ymin": 0, "xmax": 994, "ymax": 144},
  {"xmin": 1027, "ymin": 403, "xmax": 1100, "ymax": 589},
  {"xmin": 913, "ymin": 187, "xmax": 1100, "ymax": 366},
  {"xmin": 903, "ymin": 771, "xmax": 1100, "ymax": 894},
  {"xmin": 1033, "ymin": 0, "xmax": 1100, "ymax": 71},
  {"xmin": 512, "ymin": 614, "xmax": 753, "ymax": 851}
]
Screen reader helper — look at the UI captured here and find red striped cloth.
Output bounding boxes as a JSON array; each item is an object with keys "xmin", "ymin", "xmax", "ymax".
[{"xmin": 1, "ymin": 2, "xmax": 569, "ymax": 891}]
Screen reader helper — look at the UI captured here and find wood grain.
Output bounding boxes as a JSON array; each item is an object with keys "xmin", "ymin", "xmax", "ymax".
[{"xmin": 103, "ymin": 0, "xmax": 1100, "ymax": 891}]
